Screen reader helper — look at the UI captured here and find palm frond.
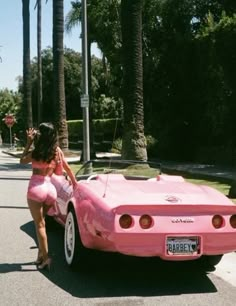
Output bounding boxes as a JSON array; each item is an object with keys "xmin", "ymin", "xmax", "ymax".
[{"xmin": 65, "ymin": 1, "xmax": 81, "ymax": 33}]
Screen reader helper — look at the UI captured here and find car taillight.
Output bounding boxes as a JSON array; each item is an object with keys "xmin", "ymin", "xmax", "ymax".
[
  {"xmin": 212, "ymin": 215, "xmax": 224, "ymax": 229},
  {"xmin": 139, "ymin": 214, "xmax": 153, "ymax": 229},
  {"xmin": 119, "ymin": 214, "xmax": 133, "ymax": 229},
  {"xmin": 230, "ymin": 215, "xmax": 236, "ymax": 228}
]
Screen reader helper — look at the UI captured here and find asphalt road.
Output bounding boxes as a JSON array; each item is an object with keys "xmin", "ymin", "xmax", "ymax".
[{"xmin": 0, "ymin": 148, "xmax": 236, "ymax": 306}]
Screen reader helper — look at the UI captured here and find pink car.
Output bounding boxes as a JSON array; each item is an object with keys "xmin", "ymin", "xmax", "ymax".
[{"xmin": 47, "ymin": 160, "xmax": 236, "ymax": 270}]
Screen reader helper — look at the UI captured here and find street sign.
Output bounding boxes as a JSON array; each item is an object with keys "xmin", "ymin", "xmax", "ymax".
[
  {"xmin": 80, "ymin": 94, "xmax": 89, "ymax": 108},
  {"xmin": 3, "ymin": 114, "xmax": 16, "ymax": 128}
]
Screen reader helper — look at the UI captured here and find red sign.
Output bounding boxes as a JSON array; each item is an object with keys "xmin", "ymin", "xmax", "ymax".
[{"xmin": 3, "ymin": 114, "xmax": 16, "ymax": 128}]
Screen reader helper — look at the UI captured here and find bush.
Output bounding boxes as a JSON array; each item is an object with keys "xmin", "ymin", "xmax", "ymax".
[{"xmin": 67, "ymin": 120, "xmax": 83, "ymax": 142}]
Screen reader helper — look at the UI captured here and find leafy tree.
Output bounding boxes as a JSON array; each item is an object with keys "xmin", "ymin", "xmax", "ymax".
[
  {"xmin": 93, "ymin": 94, "xmax": 121, "ymax": 119},
  {"xmin": 142, "ymin": 0, "xmax": 200, "ymax": 159},
  {"xmin": 0, "ymin": 90, "xmax": 22, "ymax": 120},
  {"xmin": 65, "ymin": 0, "xmax": 122, "ymax": 158},
  {"xmin": 0, "ymin": 89, "xmax": 22, "ymax": 142},
  {"xmin": 139, "ymin": 0, "xmax": 236, "ymax": 160},
  {"xmin": 17, "ymin": 0, "xmax": 236, "ymax": 163},
  {"xmin": 196, "ymin": 13, "xmax": 236, "ymax": 148},
  {"xmin": 30, "ymin": 48, "xmax": 120, "ymax": 122},
  {"xmin": 65, "ymin": 0, "xmax": 122, "ymax": 103},
  {"xmin": 30, "ymin": 48, "xmax": 54, "ymax": 122},
  {"xmin": 63, "ymin": 48, "xmax": 82, "ymax": 120}
]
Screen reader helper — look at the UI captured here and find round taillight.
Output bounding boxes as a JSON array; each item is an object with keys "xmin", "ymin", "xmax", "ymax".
[
  {"xmin": 230, "ymin": 215, "xmax": 236, "ymax": 228},
  {"xmin": 212, "ymin": 215, "xmax": 224, "ymax": 229},
  {"xmin": 119, "ymin": 214, "xmax": 133, "ymax": 229},
  {"xmin": 139, "ymin": 214, "xmax": 153, "ymax": 229}
]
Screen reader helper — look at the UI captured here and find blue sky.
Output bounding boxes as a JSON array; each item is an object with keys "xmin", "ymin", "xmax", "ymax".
[{"xmin": 0, "ymin": 1, "xmax": 100, "ymax": 91}]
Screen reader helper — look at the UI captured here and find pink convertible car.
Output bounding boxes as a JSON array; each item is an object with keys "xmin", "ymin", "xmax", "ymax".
[{"xmin": 47, "ymin": 160, "xmax": 236, "ymax": 269}]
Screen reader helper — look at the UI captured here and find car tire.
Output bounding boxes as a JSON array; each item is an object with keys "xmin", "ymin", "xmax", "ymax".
[
  {"xmin": 64, "ymin": 209, "xmax": 86, "ymax": 269},
  {"xmin": 200, "ymin": 254, "xmax": 223, "ymax": 269}
]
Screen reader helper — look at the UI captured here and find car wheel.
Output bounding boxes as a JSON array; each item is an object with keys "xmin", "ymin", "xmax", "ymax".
[
  {"xmin": 200, "ymin": 254, "xmax": 223, "ymax": 269},
  {"xmin": 64, "ymin": 209, "xmax": 85, "ymax": 269}
]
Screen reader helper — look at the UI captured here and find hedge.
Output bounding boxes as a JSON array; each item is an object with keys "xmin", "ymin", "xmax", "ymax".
[{"xmin": 67, "ymin": 118, "xmax": 122, "ymax": 142}]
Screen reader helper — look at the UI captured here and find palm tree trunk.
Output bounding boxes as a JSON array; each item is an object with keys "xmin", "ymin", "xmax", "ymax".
[
  {"xmin": 121, "ymin": 0, "xmax": 147, "ymax": 161},
  {"xmin": 53, "ymin": 0, "xmax": 68, "ymax": 149},
  {"xmin": 36, "ymin": 0, "xmax": 43, "ymax": 125},
  {"xmin": 22, "ymin": 0, "xmax": 33, "ymax": 128}
]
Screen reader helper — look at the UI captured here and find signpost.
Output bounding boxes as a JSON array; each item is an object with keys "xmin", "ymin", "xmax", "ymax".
[
  {"xmin": 81, "ymin": 0, "xmax": 90, "ymax": 162},
  {"xmin": 2, "ymin": 114, "xmax": 16, "ymax": 149},
  {"xmin": 80, "ymin": 94, "xmax": 89, "ymax": 108}
]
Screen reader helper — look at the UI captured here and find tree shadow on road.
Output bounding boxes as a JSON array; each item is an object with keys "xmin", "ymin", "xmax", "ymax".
[
  {"xmin": 0, "ymin": 221, "xmax": 39, "ymax": 273},
  {"xmin": 17, "ymin": 220, "xmax": 218, "ymax": 299},
  {"xmin": 0, "ymin": 262, "xmax": 38, "ymax": 273}
]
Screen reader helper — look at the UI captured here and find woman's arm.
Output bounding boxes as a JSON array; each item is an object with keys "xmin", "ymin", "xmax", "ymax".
[
  {"xmin": 19, "ymin": 128, "xmax": 35, "ymax": 164},
  {"xmin": 58, "ymin": 147, "xmax": 78, "ymax": 187},
  {"xmin": 63, "ymin": 159, "xmax": 78, "ymax": 187},
  {"xmin": 20, "ymin": 142, "xmax": 33, "ymax": 164}
]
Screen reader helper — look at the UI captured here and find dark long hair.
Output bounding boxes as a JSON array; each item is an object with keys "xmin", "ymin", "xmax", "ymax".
[{"xmin": 32, "ymin": 122, "xmax": 58, "ymax": 162}]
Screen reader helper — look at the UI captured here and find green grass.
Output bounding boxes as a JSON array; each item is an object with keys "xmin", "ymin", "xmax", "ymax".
[
  {"xmin": 186, "ymin": 178, "xmax": 236, "ymax": 204},
  {"xmin": 70, "ymin": 163, "xmax": 82, "ymax": 174},
  {"xmin": 186, "ymin": 178, "xmax": 230, "ymax": 196}
]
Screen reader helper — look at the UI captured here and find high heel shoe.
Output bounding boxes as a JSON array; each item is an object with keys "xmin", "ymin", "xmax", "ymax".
[
  {"xmin": 33, "ymin": 251, "xmax": 43, "ymax": 265},
  {"xmin": 38, "ymin": 258, "xmax": 52, "ymax": 271},
  {"xmin": 34, "ymin": 256, "xmax": 43, "ymax": 265}
]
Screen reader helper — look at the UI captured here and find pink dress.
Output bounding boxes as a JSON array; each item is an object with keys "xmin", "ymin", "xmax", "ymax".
[{"xmin": 27, "ymin": 159, "xmax": 57, "ymax": 205}]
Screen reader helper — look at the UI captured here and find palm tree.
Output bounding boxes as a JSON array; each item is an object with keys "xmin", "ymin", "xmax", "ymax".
[
  {"xmin": 35, "ymin": 0, "xmax": 43, "ymax": 125},
  {"xmin": 121, "ymin": 0, "xmax": 147, "ymax": 161},
  {"xmin": 53, "ymin": 0, "xmax": 68, "ymax": 149},
  {"xmin": 22, "ymin": 0, "xmax": 33, "ymax": 128}
]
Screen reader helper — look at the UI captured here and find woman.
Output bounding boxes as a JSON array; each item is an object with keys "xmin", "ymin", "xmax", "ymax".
[{"xmin": 20, "ymin": 122, "xmax": 78, "ymax": 270}]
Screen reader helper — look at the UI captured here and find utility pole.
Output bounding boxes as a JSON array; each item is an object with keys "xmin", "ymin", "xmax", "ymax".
[{"xmin": 81, "ymin": 0, "xmax": 90, "ymax": 162}]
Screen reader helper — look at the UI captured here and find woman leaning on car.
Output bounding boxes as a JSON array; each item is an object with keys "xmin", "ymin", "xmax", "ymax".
[{"xmin": 20, "ymin": 122, "xmax": 78, "ymax": 271}]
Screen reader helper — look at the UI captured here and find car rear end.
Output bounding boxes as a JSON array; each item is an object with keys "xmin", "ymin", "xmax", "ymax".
[
  {"xmin": 111, "ymin": 202, "xmax": 236, "ymax": 261},
  {"xmin": 77, "ymin": 170, "xmax": 236, "ymax": 261}
]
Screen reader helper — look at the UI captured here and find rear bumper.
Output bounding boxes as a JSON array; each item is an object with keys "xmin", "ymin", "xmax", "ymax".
[{"xmin": 109, "ymin": 232, "xmax": 236, "ymax": 260}]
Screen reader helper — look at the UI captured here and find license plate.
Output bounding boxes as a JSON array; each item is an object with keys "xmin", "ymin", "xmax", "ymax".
[{"xmin": 167, "ymin": 237, "xmax": 198, "ymax": 255}]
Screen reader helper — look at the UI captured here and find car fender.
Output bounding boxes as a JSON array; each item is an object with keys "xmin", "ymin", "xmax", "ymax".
[
  {"xmin": 72, "ymin": 191, "xmax": 115, "ymax": 248},
  {"xmin": 67, "ymin": 195, "xmax": 96, "ymax": 248}
]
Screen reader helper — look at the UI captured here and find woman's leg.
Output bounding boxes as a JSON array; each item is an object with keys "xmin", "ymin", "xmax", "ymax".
[{"xmin": 27, "ymin": 199, "xmax": 49, "ymax": 261}]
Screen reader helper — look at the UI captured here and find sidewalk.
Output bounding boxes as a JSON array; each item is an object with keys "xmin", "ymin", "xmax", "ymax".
[{"xmin": 1, "ymin": 146, "xmax": 121, "ymax": 164}]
